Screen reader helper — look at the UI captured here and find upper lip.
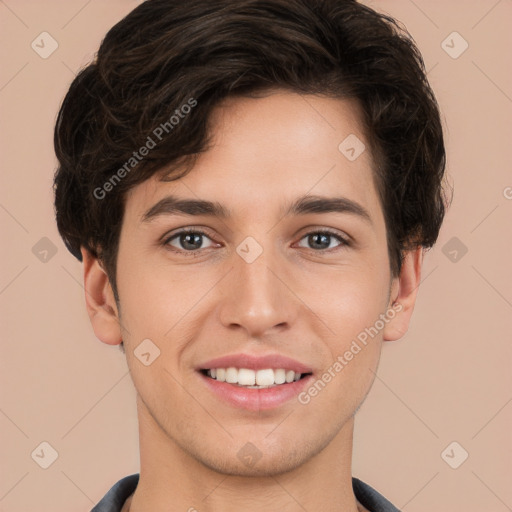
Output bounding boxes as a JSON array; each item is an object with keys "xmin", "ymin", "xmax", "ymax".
[{"xmin": 197, "ymin": 353, "xmax": 313, "ymax": 374}]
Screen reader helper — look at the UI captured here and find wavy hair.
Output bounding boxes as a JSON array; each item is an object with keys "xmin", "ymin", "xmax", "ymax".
[{"xmin": 54, "ymin": 0, "xmax": 449, "ymax": 301}]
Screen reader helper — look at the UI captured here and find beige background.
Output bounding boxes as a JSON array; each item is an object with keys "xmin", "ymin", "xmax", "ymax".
[{"xmin": 1, "ymin": 0, "xmax": 511, "ymax": 511}]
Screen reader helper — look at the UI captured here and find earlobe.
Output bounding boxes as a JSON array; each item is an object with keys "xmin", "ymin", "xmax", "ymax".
[
  {"xmin": 383, "ymin": 247, "xmax": 423, "ymax": 342},
  {"xmin": 81, "ymin": 247, "xmax": 122, "ymax": 346}
]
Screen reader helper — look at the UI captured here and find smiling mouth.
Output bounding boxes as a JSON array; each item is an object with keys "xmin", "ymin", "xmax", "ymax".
[{"xmin": 200, "ymin": 367, "xmax": 313, "ymax": 389}]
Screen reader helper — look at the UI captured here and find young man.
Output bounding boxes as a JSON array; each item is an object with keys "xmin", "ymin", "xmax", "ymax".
[{"xmin": 53, "ymin": 0, "xmax": 448, "ymax": 510}]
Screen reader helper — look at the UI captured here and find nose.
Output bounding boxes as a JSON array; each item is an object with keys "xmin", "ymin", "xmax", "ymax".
[{"xmin": 218, "ymin": 244, "xmax": 298, "ymax": 338}]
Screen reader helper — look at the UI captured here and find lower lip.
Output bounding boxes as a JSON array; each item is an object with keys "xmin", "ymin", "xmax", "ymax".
[{"xmin": 199, "ymin": 372, "xmax": 314, "ymax": 411}]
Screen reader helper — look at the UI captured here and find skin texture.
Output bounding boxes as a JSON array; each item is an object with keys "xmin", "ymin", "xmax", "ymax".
[{"xmin": 82, "ymin": 91, "xmax": 422, "ymax": 512}]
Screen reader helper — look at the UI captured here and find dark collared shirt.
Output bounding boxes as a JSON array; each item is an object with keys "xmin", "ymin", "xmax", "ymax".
[{"xmin": 91, "ymin": 473, "xmax": 401, "ymax": 511}]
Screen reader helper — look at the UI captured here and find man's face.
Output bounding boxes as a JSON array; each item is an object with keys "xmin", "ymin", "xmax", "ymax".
[{"xmin": 114, "ymin": 91, "xmax": 396, "ymax": 476}]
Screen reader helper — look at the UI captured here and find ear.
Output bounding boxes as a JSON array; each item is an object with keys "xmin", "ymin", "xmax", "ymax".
[
  {"xmin": 81, "ymin": 247, "xmax": 122, "ymax": 346},
  {"xmin": 383, "ymin": 247, "xmax": 423, "ymax": 342}
]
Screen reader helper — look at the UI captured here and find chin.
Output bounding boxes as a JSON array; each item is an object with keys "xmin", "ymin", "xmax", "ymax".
[
  {"xmin": 186, "ymin": 431, "xmax": 329, "ymax": 478},
  {"xmin": 197, "ymin": 448, "xmax": 307, "ymax": 477}
]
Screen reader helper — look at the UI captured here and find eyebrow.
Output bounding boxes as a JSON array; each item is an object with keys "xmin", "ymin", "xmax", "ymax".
[{"xmin": 141, "ymin": 194, "xmax": 372, "ymax": 224}]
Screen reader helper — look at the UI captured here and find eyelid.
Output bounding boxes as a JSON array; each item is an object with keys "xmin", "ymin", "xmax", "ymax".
[
  {"xmin": 162, "ymin": 227, "xmax": 217, "ymax": 248},
  {"xmin": 293, "ymin": 228, "xmax": 350, "ymax": 251},
  {"xmin": 295, "ymin": 226, "xmax": 351, "ymax": 243},
  {"xmin": 162, "ymin": 226, "xmax": 351, "ymax": 255}
]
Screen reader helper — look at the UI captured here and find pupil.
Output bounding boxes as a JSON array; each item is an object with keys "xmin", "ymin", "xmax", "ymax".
[
  {"xmin": 310, "ymin": 233, "xmax": 329, "ymax": 249},
  {"xmin": 182, "ymin": 233, "xmax": 202, "ymax": 250}
]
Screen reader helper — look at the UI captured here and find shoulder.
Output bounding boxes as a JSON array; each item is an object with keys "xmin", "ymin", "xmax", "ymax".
[
  {"xmin": 352, "ymin": 477, "xmax": 401, "ymax": 512},
  {"xmin": 90, "ymin": 474, "xmax": 139, "ymax": 512}
]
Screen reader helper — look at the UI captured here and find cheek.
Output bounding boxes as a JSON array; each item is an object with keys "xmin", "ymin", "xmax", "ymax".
[
  {"xmin": 295, "ymin": 270, "xmax": 388, "ymax": 416},
  {"xmin": 298, "ymin": 263, "xmax": 390, "ymax": 398},
  {"xmin": 118, "ymin": 253, "xmax": 390, "ymax": 340},
  {"xmin": 116, "ymin": 247, "xmax": 197, "ymax": 335},
  {"xmin": 299, "ymin": 260, "xmax": 390, "ymax": 334}
]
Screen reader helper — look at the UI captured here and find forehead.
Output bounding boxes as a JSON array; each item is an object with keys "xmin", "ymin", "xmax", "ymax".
[{"xmin": 125, "ymin": 91, "xmax": 383, "ymax": 225}]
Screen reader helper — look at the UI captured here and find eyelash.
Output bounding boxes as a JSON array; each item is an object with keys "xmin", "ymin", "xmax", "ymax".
[{"xmin": 162, "ymin": 228, "xmax": 350, "ymax": 257}]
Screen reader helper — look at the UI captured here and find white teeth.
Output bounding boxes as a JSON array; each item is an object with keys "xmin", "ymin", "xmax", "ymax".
[
  {"xmin": 225, "ymin": 367, "xmax": 238, "ymax": 384},
  {"xmin": 274, "ymin": 368, "xmax": 286, "ymax": 384},
  {"xmin": 238, "ymin": 368, "xmax": 256, "ymax": 386},
  {"xmin": 205, "ymin": 367, "xmax": 305, "ymax": 387},
  {"xmin": 256, "ymin": 369, "xmax": 274, "ymax": 386}
]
